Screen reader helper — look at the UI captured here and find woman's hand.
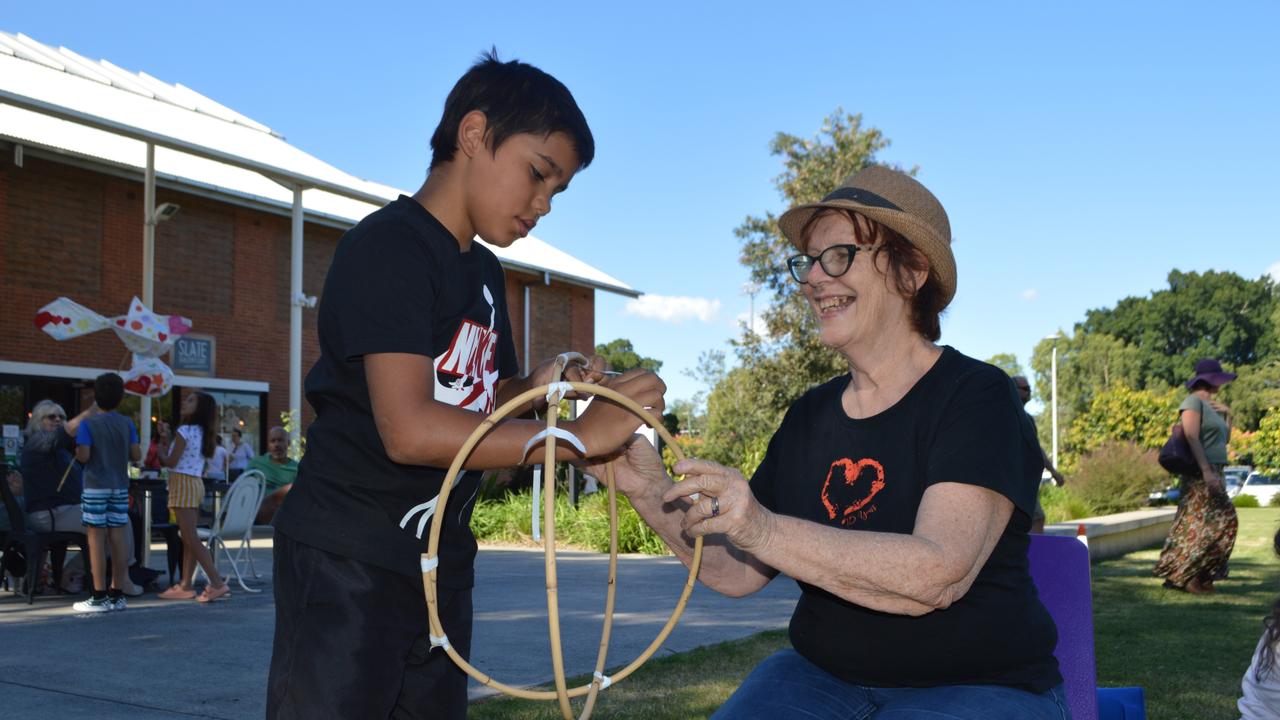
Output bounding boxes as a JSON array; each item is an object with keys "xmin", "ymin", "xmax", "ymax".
[
  {"xmin": 577, "ymin": 434, "xmax": 667, "ymax": 499},
  {"xmin": 664, "ymin": 458, "xmax": 773, "ymax": 553}
]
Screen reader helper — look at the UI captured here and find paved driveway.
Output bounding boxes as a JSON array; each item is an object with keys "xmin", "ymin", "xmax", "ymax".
[{"xmin": 0, "ymin": 540, "xmax": 798, "ymax": 718}]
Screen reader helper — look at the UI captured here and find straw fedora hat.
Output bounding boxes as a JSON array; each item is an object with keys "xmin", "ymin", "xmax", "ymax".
[{"xmin": 777, "ymin": 165, "xmax": 957, "ymax": 307}]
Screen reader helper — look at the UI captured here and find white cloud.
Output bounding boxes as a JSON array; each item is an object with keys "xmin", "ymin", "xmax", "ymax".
[
  {"xmin": 1268, "ymin": 261, "xmax": 1280, "ymax": 282},
  {"xmin": 1021, "ymin": 288, "xmax": 1039, "ymax": 301},
  {"xmin": 624, "ymin": 294, "xmax": 722, "ymax": 323}
]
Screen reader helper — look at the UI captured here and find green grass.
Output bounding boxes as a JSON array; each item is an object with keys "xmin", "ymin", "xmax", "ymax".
[{"xmin": 471, "ymin": 509, "xmax": 1280, "ymax": 720}]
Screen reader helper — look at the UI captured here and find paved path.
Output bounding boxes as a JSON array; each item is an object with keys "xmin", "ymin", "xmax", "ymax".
[{"xmin": 0, "ymin": 539, "xmax": 798, "ymax": 718}]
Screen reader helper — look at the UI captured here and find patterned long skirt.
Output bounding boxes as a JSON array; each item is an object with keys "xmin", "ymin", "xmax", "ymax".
[{"xmin": 1153, "ymin": 474, "xmax": 1238, "ymax": 588}]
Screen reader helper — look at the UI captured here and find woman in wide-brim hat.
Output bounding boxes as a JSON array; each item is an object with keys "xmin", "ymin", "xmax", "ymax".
[
  {"xmin": 597, "ymin": 165, "xmax": 1067, "ymax": 717},
  {"xmin": 1154, "ymin": 358, "xmax": 1239, "ymax": 594}
]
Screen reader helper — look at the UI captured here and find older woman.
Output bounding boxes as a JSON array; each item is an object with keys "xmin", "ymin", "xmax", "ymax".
[
  {"xmin": 1154, "ymin": 358, "xmax": 1238, "ymax": 594},
  {"xmin": 603, "ymin": 167, "xmax": 1065, "ymax": 719},
  {"xmin": 19, "ymin": 400, "xmax": 91, "ymax": 533}
]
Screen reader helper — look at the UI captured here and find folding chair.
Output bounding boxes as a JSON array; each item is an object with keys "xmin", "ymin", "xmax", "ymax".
[
  {"xmin": 195, "ymin": 471, "xmax": 265, "ymax": 592},
  {"xmin": 0, "ymin": 463, "xmax": 87, "ymax": 604},
  {"xmin": 1028, "ymin": 534, "xmax": 1147, "ymax": 720}
]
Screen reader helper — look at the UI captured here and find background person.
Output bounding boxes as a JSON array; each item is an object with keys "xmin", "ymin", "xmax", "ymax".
[
  {"xmin": 1011, "ymin": 375, "xmax": 1066, "ymax": 533},
  {"xmin": 1237, "ymin": 526, "xmax": 1280, "ymax": 718},
  {"xmin": 71, "ymin": 374, "xmax": 140, "ymax": 613},
  {"xmin": 1154, "ymin": 358, "xmax": 1238, "ymax": 595},
  {"xmin": 598, "ymin": 166, "xmax": 1065, "ymax": 719},
  {"xmin": 228, "ymin": 427, "xmax": 253, "ymax": 482},
  {"xmin": 155, "ymin": 391, "xmax": 230, "ymax": 602},
  {"xmin": 249, "ymin": 426, "xmax": 297, "ymax": 525},
  {"xmin": 205, "ymin": 436, "xmax": 230, "ymax": 481},
  {"xmin": 19, "ymin": 400, "xmax": 90, "ymax": 534}
]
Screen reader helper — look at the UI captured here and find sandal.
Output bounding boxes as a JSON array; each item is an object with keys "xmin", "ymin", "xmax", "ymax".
[
  {"xmin": 197, "ymin": 583, "xmax": 230, "ymax": 603},
  {"xmin": 158, "ymin": 585, "xmax": 197, "ymax": 600}
]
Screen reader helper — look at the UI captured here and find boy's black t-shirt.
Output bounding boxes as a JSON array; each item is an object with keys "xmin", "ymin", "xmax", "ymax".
[
  {"xmin": 273, "ymin": 196, "xmax": 519, "ymax": 587},
  {"xmin": 749, "ymin": 347, "xmax": 1062, "ymax": 693}
]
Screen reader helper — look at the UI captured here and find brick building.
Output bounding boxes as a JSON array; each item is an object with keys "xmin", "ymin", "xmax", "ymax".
[{"xmin": 0, "ymin": 32, "xmax": 637, "ymax": 458}]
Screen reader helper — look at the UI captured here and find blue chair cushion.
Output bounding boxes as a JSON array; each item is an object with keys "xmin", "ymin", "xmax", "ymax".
[{"xmin": 1097, "ymin": 687, "xmax": 1146, "ymax": 720}]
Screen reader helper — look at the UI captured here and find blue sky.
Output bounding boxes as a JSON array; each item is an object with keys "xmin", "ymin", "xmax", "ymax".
[{"xmin": 8, "ymin": 2, "xmax": 1278, "ymax": 405}]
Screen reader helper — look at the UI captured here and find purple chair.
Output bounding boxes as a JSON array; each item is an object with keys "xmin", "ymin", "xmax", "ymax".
[{"xmin": 1027, "ymin": 534, "xmax": 1146, "ymax": 720}]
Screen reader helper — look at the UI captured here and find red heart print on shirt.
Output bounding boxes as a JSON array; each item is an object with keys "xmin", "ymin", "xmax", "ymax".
[{"xmin": 820, "ymin": 458, "xmax": 885, "ymax": 526}]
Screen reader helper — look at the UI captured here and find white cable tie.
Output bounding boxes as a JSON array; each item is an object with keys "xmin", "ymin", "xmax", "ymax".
[
  {"xmin": 532, "ymin": 466, "xmax": 542, "ymax": 543},
  {"xmin": 420, "ymin": 556, "xmax": 438, "ymax": 573},
  {"xmin": 545, "ymin": 381, "xmax": 574, "ymax": 405},
  {"xmin": 429, "ymin": 634, "xmax": 451, "ymax": 650},
  {"xmin": 593, "ymin": 672, "xmax": 613, "ymax": 689},
  {"xmin": 522, "ymin": 427, "xmax": 588, "ymax": 459},
  {"xmin": 689, "ymin": 492, "xmax": 701, "ymax": 502}
]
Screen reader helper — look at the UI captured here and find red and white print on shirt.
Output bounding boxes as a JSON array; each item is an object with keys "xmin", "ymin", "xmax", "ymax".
[{"xmin": 433, "ymin": 284, "xmax": 501, "ymax": 413}]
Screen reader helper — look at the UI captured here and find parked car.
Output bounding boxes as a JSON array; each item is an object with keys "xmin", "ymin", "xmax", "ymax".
[
  {"xmin": 1238, "ymin": 473, "xmax": 1280, "ymax": 506},
  {"xmin": 1148, "ymin": 484, "xmax": 1181, "ymax": 506},
  {"xmin": 1224, "ymin": 468, "xmax": 1249, "ymax": 498}
]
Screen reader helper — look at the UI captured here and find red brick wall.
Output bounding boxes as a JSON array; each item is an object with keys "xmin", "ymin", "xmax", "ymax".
[{"xmin": 1, "ymin": 153, "xmax": 598, "ymax": 428}]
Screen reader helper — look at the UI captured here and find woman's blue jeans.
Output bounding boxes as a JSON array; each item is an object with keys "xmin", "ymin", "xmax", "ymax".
[{"xmin": 711, "ymin": 649, "xmax": 1071, "ymax": 719}]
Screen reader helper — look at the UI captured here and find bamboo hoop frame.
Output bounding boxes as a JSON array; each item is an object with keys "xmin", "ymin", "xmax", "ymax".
[{"xmin": 422, "ymin": 381, "xmax": 702, "ymax": 720}]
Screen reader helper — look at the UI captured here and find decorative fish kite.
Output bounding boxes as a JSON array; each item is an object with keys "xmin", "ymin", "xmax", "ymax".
[{"xmin": 35, "ymin": 296, "xmax": 193, "ymax": 397}]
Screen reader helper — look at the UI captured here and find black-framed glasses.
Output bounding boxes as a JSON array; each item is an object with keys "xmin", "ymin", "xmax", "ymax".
[
  {"xmin": 786, "ymin": 244, "xmax": 869, "ymax": 284},
  {"xmin": 46, "ymin": 414, "xmax": 66, "ymax": 420}
]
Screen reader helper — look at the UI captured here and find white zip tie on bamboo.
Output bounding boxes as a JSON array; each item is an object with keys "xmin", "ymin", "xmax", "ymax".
[
  {"xmin": 592, "ymin": 672, "xmax": 612, "ymax": 690},
  {"xmin": 523, "ymin": 427, "xmax": 587, "ymax": 459},
  {"xmin": 545, "ymin": 381, "xmax": 574, "ymax": 405},
  {"xmin": 420, "ymin": 556, "xmax": 438, "ymax": 573},
  {"xmin": 430, "ymin": 634, "xmax": 450, "ymax": 650}
]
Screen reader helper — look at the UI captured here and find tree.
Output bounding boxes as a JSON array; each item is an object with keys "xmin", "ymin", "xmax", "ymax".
[
  {"xmin": 985, "ymin": 353, "xmax": 1024, "ymax": 377},
  {"xmin": 1081, "ymin": 270, "xmax": 1277, "ymax": 387},
  {"xmin": 734, "ymin": 110, "xmax": 905, "ymax": 395},
  {"xmin": 594, "ymin": 338, "xmax": 662, "ymax": 374},
  {"xmin": 1221, "ymin": 359, "xmax": 1280, "ymax": 432},
  {"xmin": 1253, "ymin": 407, "xmax": 1280, "ymax": 475},
  {"xmin": 1029, "ymin": 331, "xmax": 1153, "ymax": 452},
  {"xmin": 1063, "ymin": 384, "xmax": 1182, "ymax": 463},
  {"xmin": 691, "ymin": 111, "xmax": 904, "ymax": 473}
]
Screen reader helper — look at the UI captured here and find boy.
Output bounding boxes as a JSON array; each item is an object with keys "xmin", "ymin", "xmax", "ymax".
[
  {"xmin": 267, "ymin": 51, "xmax": 665, "ymax": 718},
  {"xmin": 71, "ymin": 373, "xmax": 141, "ymax": 613}
]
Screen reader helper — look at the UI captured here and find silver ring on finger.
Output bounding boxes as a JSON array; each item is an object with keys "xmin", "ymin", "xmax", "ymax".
[{"xmin": 710, "ymin": 496, "xmax": 720, "ymax": 517}]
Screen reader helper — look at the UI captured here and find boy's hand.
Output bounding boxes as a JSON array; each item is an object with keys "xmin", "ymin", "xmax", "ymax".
[
  {"xmin": 526, "ymin": 354, "xmax": 607, "ymax": 412},
  {"xmin": 572, "ymin": 369, "xmax": 666, "ymax": 457}
]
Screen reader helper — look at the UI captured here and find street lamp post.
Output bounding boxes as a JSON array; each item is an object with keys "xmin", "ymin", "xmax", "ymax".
[
  {"xmin": 743, "ymin": 282, "xmax": 761, "ymax": 335},
  {"xmin": 1046, "ymin": 332, "xmax": 1063, "ymax": 469}
]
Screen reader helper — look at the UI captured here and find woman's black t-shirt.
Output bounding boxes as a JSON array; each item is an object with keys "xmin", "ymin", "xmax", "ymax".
[
  {"xmin": 273, "ymin": 196, "xmax": 518, "ymax": 588},
  {"xmin": 749, "ymin": 347, "xmax": 1062, "ymax": 692}
]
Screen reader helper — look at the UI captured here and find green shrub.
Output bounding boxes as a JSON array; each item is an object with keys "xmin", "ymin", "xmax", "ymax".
[
  {"xmin": 1269, "ymin": 493, "xmax": 1280, "ymax": 508},
  {"xmin": 1039, "ymin": 484, "xmax": 1097, "ymax": 524},
  {"xmin": 1069, "ymin": 441, "xmax": 1169, "ymax": 515},
  {"xmin": 471, "ymin": 489, "xmax": 669, "ymax": 555},
  {"xmin": 1233, "ymin": 494, "xmax": 1261, "ymax": 508}
]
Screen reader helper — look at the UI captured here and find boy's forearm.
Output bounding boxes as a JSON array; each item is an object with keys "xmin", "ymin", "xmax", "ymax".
[{"xmin": 383, "ymin": 401, "xmax": 595, "ymax": 470}]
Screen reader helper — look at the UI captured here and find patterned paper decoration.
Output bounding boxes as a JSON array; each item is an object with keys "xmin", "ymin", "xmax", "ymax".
[{"xmin": 35, "ymin": 296, "xmax": 193, "ymax": 397}]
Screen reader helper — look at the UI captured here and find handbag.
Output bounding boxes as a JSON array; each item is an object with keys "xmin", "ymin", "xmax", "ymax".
[{"xmin": 1158, "ymin": 424, "xmax": 1200, "ymax": 476}]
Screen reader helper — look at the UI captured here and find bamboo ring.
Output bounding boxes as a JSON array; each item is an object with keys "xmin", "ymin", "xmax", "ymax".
[{"xmin": 422, "ymin": 381, "xmax": 702, "ymax": 720}]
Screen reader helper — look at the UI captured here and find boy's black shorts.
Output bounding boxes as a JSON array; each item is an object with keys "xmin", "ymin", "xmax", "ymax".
[{"xmin": 267, "ymin": 534, "xmax": 473, "ymax": 719}]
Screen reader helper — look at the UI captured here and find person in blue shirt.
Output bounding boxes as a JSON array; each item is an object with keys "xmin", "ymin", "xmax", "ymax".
[{"xmin": 71, "ymin": 373, "xmax": 141, "ymax": 613}]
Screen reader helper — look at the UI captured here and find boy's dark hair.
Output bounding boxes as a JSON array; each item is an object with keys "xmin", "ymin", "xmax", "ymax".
[
  {"xmin": 429, "ymin": 49, "xmax": 594, "ymax": 170},
  {"xmin": 93, "ymin": 373, "xmax": 125, "ymax": 411}
]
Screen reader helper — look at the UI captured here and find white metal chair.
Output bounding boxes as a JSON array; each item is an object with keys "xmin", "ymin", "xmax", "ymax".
[{"xmin": 196, "ymin": 470, "xmax": 266, "ymax": 592}]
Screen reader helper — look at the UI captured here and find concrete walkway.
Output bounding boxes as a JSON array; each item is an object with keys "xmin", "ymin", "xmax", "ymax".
[{"xmin": 0, "ymin": 538, "xmax": 798, "ymax": 718}]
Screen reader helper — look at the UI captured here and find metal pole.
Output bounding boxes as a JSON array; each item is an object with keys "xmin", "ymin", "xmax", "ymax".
[
  {"xmin": 1051, "ymin": 344, "xmax": 1059, "ymax": 468},
  {"xmin": 289, "ymin": 187, "xmax": 304, "ymax": 451},
  {"xmin": 140, "ymin": 143, "xmax": 155, "ymax": 457}
]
